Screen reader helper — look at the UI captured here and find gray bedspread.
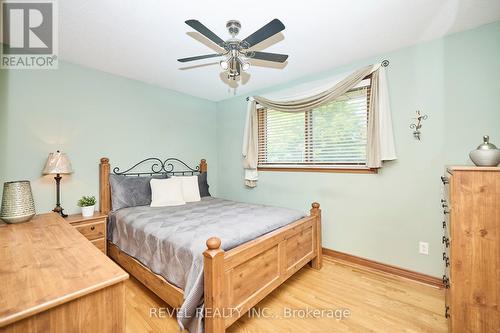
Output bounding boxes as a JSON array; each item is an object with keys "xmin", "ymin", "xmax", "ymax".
[{"xmin": 108, "ymin": 197, "xmax": 305, "ymax": 333}]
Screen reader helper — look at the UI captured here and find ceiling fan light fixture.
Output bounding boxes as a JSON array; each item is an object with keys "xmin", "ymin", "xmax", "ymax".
[
  {"xmin": 237, "ymin": 57, "xmax": 250, "ymax": 71},
  {"xmin": 219, "ymin": 59, "xmax": 229, "ymax": 70},
  {"xmin": 225, "ymin": 57, "xmax": 241, "ymax": 80}
]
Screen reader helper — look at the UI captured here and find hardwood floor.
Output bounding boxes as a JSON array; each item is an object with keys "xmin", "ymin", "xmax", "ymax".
[{"xmin": 125, "ymin": 257, "xmax": 447, "ymax": 333}]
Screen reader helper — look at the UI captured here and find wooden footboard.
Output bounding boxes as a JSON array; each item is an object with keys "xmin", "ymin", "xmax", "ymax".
[{"xmin": 203, "ymin": 203, "xmax": 322, "ymax": 333}]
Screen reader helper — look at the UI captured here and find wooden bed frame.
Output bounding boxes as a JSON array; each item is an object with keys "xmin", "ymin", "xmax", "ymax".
[{"xmin": 99, "ymin": 157, "xmax": 322, "ymax": 333}]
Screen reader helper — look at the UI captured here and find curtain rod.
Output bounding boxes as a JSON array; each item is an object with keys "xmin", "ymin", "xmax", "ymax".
[{"xmin": 245, "ymin": 59, "xmax": 390, "ymax": 101}]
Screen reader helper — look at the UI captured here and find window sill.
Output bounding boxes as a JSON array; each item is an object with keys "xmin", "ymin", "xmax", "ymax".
[{"xmin": 257, "ymin": 166, "xmax": 378, "ymax": 174}]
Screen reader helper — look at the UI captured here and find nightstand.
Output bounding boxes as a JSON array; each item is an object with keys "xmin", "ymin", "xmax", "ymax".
[{"xmin": 66, "ymin": 212, "xmax": 107, "ymax": 254}]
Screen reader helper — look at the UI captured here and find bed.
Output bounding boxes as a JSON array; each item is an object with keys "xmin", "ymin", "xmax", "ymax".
[{"xmin": 99, "ymin": 157, "xmax": 322, "ymax": 333}]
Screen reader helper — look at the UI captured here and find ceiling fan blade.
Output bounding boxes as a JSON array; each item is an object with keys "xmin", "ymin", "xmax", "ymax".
[
  {"xmin": 241, "ymin": 19, "xmax": 285, "ymax": 48},
  {"xmin": 177, "ymin": 54, "xmax": 222, "ymax": 62},
  {"xmin": 185, "ymin": 20, "xmax": 225, "ymax": 47},
  {"xmin": 249, "ymin": 51, "xmax": 288, "ymax": 63}
]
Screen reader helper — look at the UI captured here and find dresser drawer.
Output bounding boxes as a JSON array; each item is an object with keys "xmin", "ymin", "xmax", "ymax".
[
  {"xmin": 74, "ymin": 221, "xmax": 105, "ymax": 241},
  {"xmin": 91, "ymin": 238, "xmax": 106, "ymax": 253}
]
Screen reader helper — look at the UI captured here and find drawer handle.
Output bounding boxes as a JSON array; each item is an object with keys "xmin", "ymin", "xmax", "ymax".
[
  {"xmin": 442, "ymin": 275, "xmax": 450, "ymax": 289},
  {"xmin": 443, "ymin": 208, "xmax": 450, "ymax": 215},
  {"xmin": 442, "ymin": 236, "xmax": 450, "ymax": 248},
  {"xmin": 445, "ymin": 306, "xmax": 450, "ymax": 318},
  {"xmin": 90, "ymin": 226, "xmax": 95, "ymax": 231},
  {"xmin": 441, "ymin": 176, "xmax": 449, "ymax": 185},
  {"xmin": 442, "ymin": 220, "xmax": 446, "ymax": 229},
  {"xmin": 442, "ymin": 252, "xmax": 450, "ymax": 267}
]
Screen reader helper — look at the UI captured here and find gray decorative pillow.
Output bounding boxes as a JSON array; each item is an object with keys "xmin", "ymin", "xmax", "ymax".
[
  {"xmin": 109, "ymin": 174, "xmax": 166, "ymax": 211},
  {"xmin": 198, "ymin": 172, "xmax": 211, "ymax": 197}
]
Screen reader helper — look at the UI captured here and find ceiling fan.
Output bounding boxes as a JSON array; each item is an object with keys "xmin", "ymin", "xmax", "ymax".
[{"xmin": 178, "ymin": 19, "xmax": 288, "ymax": 80}]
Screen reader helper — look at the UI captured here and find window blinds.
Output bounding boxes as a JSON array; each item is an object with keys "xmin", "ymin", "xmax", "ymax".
[{"xmin": 258, "ymin": 80, "xmax": 370, "ymax": 168}]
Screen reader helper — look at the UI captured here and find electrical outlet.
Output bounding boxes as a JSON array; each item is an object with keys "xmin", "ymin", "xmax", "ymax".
[{"xmin": 419, "ymin": 241, "xmax": 429, "ymax": 255}]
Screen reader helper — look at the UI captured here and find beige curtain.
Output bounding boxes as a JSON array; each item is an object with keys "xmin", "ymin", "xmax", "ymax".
[
  {"xmin": 242, "ymin": 100, "xmax": 258, "ymax": 187},
  {"xmin": 253, "ymin": 64, "xmax": 374, "ymax": 112},
  {"xmin": 367, "ymin": 69, "xmax": 381, "ymax": 168},
  {"xmin": 242, "ymin": 63, "xmax": 396, "ymax": 186}
]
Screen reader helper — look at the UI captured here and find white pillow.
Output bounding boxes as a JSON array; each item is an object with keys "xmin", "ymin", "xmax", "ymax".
[
  {"xmin": 174, "ymin": 176, "xmax": 201, "ymax": 202},
  {"xmin": 150, "ymin": 178, "xmax": 186, "ymax": 207}
]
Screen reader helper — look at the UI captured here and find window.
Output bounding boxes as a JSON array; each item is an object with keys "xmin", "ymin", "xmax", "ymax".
[{"xmin": 257, "ymin": 77, "xmax": 375, "ymax": 172}]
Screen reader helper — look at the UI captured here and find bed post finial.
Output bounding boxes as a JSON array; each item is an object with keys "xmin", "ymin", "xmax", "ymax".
[
  {"xmin": 203, "ymin": 236, "xmax": 224, "ymax": 333},
  {"xmin": 200, "ymin": 159, "xmax": 208, "ymax": 173},
  {"xmin": 206, "ymin": 237, "xmax": 221, "ymax": 250},
  {"xmin": 311, "ymin": 202, "xmax": 320, "ymax": 214},
  {"xmin": 310, "ymin": 202, "xmax": 322, "ymax": 270},
  {"xmin": 100, "ymin": 157, "xmax": 111, "ymax": 214}
]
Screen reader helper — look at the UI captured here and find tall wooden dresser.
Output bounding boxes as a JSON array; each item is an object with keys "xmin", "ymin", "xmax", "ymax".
[{"xmin": 441, "ymin": 166, "xmax": 499, "ymax": 332}]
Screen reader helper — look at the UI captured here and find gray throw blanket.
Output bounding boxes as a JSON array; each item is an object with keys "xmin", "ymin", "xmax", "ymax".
[{"xmin": 108, "ymin": 197, "xmax": 305, "ymax": 333}]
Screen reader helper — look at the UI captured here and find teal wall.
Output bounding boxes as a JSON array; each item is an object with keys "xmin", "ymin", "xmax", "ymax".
[
  {"xmin": 215, "ymin": 21, "xmax": 500, "ymax": 277},
  {"xmin": 0, "ymin": 61, "xmax": 218, "ymax": 214}
]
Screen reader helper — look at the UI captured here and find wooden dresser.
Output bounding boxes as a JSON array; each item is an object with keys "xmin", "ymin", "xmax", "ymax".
[
  {"xmin": 0, "ymin": 213, "xmax": 129, "ymax": 333},
  {"xmin": 441, "ymin": 166, "xmax": 499, "ymax": 332},
  {"xmin": 66, "ymin": 212, "xmax": 108, "ymax": 254}
]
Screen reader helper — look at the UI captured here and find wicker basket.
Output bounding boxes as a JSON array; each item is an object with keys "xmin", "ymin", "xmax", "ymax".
[{"xmin": 0, "ymin": 181, "xmax": 36, "ymax": 223}]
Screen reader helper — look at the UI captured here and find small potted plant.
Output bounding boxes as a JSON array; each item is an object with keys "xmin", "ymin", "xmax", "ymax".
[{"xmin": 77, "ymin": 195, "xmax": 96, "ymax": 218}]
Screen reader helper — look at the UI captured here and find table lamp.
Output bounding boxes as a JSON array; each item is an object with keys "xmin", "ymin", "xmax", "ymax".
[{"xmin": 43, "ymin": 150, "xmax": 73, "ymax": 217}]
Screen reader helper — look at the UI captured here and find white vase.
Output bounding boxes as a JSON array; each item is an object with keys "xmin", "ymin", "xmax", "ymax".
[{"xmin": 81, "ymin": 205, "xmax": 95, "ymax": 218}]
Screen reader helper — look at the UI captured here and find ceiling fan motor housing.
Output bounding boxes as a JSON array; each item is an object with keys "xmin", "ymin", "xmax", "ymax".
[{"xmin": 226, "ymin": 20, "xmax": 241, "ymax": 37}]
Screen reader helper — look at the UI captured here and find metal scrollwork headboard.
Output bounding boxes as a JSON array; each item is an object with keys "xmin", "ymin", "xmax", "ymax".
[
  {"xmin": 99, "ymin": 157, "xmax": 207, "ymax": 214},
  {"xmin": 112, "ymin": 157, "xmax": 201, "ymax": 177}
]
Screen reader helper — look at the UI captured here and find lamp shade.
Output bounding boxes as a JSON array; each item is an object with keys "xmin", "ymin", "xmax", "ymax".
[{"xmin": 42, "ymin": 151, "xmax": 73, "ymax": 175}]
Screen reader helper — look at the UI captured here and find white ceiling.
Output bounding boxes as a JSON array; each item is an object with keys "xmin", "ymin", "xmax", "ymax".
[{"xmin": 56, "ymin": 0, "xmax": 500, "ymax": 101}]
